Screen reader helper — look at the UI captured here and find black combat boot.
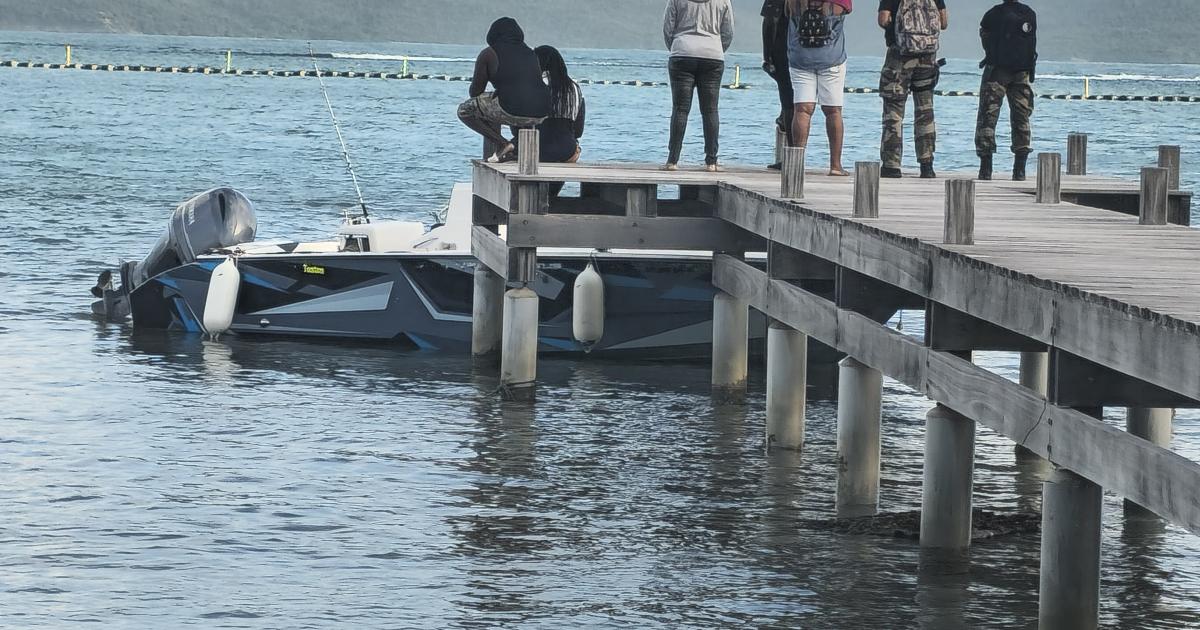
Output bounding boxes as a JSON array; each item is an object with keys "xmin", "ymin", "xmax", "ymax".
[
  {"xmin": 1013, "ymin": 151, "xmax": 1029, "ymax": 181},
  {"xmin": 881, "ymin": 166, "xmax": 903, "ymax": 179},
  {"xmin": 919, "ymin": 160, "xmax": 936, "ymax": 179},
  {"xmin": 979, "ymin": 154, "xmax": 993, "ymax": 181}
]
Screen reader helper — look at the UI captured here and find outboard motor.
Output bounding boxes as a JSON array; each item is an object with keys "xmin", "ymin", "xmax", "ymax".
[{"xmin": 91, "ymin": 188, "xmax": 257, "ymax": 321}]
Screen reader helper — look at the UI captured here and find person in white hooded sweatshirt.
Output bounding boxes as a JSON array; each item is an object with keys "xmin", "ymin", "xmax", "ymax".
[{"xmin": 663, "ymin": 0, "xmax": 734, "ymax": 171}]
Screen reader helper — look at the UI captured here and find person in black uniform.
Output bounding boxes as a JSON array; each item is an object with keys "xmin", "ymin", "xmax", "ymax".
[
  {"xmin": 532, "ymin": 46, "xmax": 586, "ymax": 165},
  {"xmin": 457, "ymin": 18, "xmax": 551, "ymax": 161},
  {"xmin": 761, "ymin": 0, "xmax": 792, "ymax": 169},
  {"xmin": 975, "ymin": 0, "xmax": 1037, "ymax": 181}
]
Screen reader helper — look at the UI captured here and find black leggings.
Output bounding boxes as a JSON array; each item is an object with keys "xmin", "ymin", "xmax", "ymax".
[{"xmin": 668, "ymin": 56, "xmax": 725, "ymax": 166}]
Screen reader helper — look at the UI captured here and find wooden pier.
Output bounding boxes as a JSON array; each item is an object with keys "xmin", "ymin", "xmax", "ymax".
[{"xmin": 470, "ymin": 134, "xmax": 1198, "ymax": 629}]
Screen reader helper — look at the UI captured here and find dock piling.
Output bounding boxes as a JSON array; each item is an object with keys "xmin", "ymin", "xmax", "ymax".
[
  {"xmin": 781, "ymin": 147, "xmax": 805, "ymax": 199},
  {"xmin": 943, "ymin": 179, "xmax": 975, "ymax": 245},
  {"xmin": 1139, "ymin": 166, "xmax": 1170, "ymax": 225},
  {"xmin": 766, "ymin": 320, "xmax": 807, "ymax": 451},
  {"xmin": 1125, "ymin": 407, "xmax": 1174, "ymax": 517},
  {"xmin": 712, "ymin": 291, "xmax": 750, "ymax": 400},
  {"xmin": 500, "ymin": 287, "xmax": 539, "ymax": 401},
  {"xmin": 1037, "ymin": 153, "xmax": 1062, "ymax": 204},
  {"xmin": 1039, "ymin": 466, "xmax": 1103, "ymax": 630},
  {"xmin": 1016, "ymin": 352, "xmax": 1051, "ymax": 465},
  {"xmin": 471, "ymin": 266, "xmax": 505, "ymax": 358},
  {"xmin": 920, "ymin": 404, "xmax": 976, "ymax": 550},
  {"xmin": 853, "ymin": 162, "xmax": 881, "ymax": 218},
  {"xmin": 836, "ymin": 357, "xmax": 883, "ymax": 517},
  {"xmin": 1158, "ymin": 145, "xmax": 1182, "ymax": 190},
  {"xmin": 1067, "ymin": 133, "xmax": 1088, "ymax": 175}
]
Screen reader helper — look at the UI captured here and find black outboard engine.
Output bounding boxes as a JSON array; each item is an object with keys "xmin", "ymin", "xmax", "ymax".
[{"xmin": 91, "ymin": 188, "xmax": 257, "ymax": 321}]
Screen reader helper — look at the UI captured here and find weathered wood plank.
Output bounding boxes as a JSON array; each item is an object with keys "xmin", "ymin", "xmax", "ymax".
[
  {"xmin": 470, "ymin": 225, "xmax": 508, "ymax": 277},
  {"xmin": 472, "ymin": 161, "xmax": 514, "ymax": 214},
  {"xmin": 509, "ymin": 215, "xmax": 753, "ymax": 251}
]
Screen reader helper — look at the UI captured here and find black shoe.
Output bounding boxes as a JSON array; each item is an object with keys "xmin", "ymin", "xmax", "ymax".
[
  {"xmin": 768, "ymin": 162, "xmax": 782, "ymax": 171},
  {"xmin": 881, "ymin": 166, "xmax": 902, "ymax": 179},
  {"xmin": 1013, "ymin": 151, "xmax": 1029, "ymax": 181},
  {"xmin": 979, "ymin": 154, "xmax": 993, "ymax": 181},
  {"xmin": 919, "ymin": 161, "xmax": 936, "ymax": 179}
]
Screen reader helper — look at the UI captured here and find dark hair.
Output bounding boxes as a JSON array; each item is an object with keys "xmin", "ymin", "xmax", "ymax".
[{"xmin": 534, "ymin": 45, "xmax": 578, "ymax": 118}]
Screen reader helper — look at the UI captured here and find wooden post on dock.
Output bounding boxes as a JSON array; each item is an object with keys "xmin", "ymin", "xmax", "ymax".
[
  {"xmin": 781, "ymin": 147, "xmax": 805, "ymax": 199},
  {"xmin": 836, "ymin": 357, "xmax": 883, "ymax": 517},
  {"xmin": 1016, "ymin": 352, "xmax": 1051, "ymax": 465},
  {"xmin": 1067, "ymin": 133, "xmax": 1088, "ymax": 176},
  {"xmin": 766, "ymin": 320, "xmax": 807, "ymax": 450},
  {"xmin": 774, "ymin": 128, "xmax": 787, "ymax": 166},
  {"xmin": 944, "ymin": 179, "xmax": 975, "ymax": 245},
  {"xmin": 1140, "ymin": 166, "xmax": 1170, "ymax": 226},
  {"xmin": 1158, "ymin": 145, "xmax": 1181, "ymax": 190},
  {"xmin": 712, "ymin": 292, "xmax": 749, "ymax": 401},
  {"xmin": 853, "ymin": 162, "xmax": 881, "ymax": 218},
  {"xmin": 471, "ymin": 266, "xmax": 505, "ymax": 358},
  {"xmin": 499, "ymin": 129, "xmax": 544, "ymax": 401},
  {"xmin": 1040, "ymin": 463, "xmax": 1103, "ymax": 630},
  {"xmin": 1037, "ymin": 153, "xmax": 1062, "ymax": 204}
]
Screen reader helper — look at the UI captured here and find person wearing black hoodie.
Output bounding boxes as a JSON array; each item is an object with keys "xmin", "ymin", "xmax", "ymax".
[{"xmin": 457, "ymin": 18, "xmax": 552, "ymax": 161}]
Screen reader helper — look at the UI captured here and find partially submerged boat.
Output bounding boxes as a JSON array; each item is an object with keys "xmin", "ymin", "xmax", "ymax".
[{"xmin": 92, "ymin": 184, "xmax": 768, "ymax": 357}]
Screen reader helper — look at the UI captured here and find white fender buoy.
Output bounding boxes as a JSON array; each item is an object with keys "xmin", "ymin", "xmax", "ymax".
[
  {"xmin": 203, "ymin": 257, "xmax": 241, "ymax": 339},
  {"xmin": 572, "ymin": 262, "xmax": 605, "ymax": 349}
]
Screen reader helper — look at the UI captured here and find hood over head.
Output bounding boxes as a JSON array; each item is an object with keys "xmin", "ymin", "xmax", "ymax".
[{"xmin": 487, "ymin": 17, "xmax": 525, "ymax": 47}]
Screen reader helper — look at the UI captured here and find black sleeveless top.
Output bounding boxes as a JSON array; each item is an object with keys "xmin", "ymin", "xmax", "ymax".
[{"xmin": 486, "ymin": 19, "xmax": 551, "ymax": 118}]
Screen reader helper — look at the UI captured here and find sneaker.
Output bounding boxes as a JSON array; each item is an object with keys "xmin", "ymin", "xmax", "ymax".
[
  {"xmin": 919, "ymin": 161, "xmax": 936, "ymax": 179},
  {"xmin": 978, "ymin": 154, "xmax": 993, "ymax": 181},
  {"xmin": 661, "ymin": 163, "xmax": 678, "ymax": 172},
  {"xmin": 706, "ymin": 164, "xmax": 720, "ymax": 173},
  {"xmin": 881, "ymin": 166, "xmax": 902, "ymax": 179}
]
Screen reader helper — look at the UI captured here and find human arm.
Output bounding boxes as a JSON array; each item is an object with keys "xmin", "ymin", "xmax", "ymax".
[
  {"xmin": 878, "ymin": 11, "xmax": 892, "ymax": 28},
  {"xmin": 664, "ymin": 0, "xmax": 677, "ymax": 50},
  {"xmin": 573, "ymin": 95, "xmax": 586, "ymax": 139},
  {"xmin": 940, "ymin": 8, "xmax": 949, "ymax": 30},
  {"xmin": 468, "ymin": 48, "xmax": 497, "ymax": 97},
  {"xmin": 721, "ymin": 1, "xmax": 735, "ymax": 51}
]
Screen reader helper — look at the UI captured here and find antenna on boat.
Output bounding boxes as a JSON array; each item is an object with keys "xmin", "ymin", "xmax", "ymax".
[{"xmin": 308, "ymin": 43, "xmax": 370, "ymax": 222}]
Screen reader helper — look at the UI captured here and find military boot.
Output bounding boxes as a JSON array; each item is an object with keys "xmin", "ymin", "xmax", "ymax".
[
  {"xmin": 919, "ymin": 160, "xmax": 936, "ymax": 179},
  {"xmin": 1013, "ymin": 151, "xmax": 1030, "ymax": 181},
  {"xmin": 979, "ymin": 154, "xmax": 993, "ymax": 181},
  {"xmin": 881, "ymin": 166, "xmax": 903, "ymax": 179}
]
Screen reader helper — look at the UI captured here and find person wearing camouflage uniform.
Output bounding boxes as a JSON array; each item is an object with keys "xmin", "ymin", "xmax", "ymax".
[
  {"xmin": 877, "ymin": 0, "xmax": 947, "ymax": 178},
  {"xmin": 975, "ymin": 0, "xmax": 1038, "ymax": 180}
]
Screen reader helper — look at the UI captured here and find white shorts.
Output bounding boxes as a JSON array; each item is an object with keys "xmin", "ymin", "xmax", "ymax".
[{"xmin": 790, "ymin": 63, "xmax": 847, "ymax": 108}]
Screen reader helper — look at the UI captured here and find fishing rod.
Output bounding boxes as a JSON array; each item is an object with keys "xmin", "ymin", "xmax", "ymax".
[{"xmin": 308, "ymin": 43, "xmax": 370, "ymax": 221}]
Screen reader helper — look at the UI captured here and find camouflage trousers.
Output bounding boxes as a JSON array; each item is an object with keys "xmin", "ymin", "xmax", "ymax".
[
  {"xmin": 879, "ymin": 48, "xmax": 939, "ymax": 168},
  {"xmin": 975, "ymin": 67, "xmax": 1034, "ymax": 156}
]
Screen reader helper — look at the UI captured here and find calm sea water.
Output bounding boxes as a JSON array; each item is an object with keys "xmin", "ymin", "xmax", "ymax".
[{"xmin": 1, "ymin": 31, "xmax": 1200, "ymax": 629}]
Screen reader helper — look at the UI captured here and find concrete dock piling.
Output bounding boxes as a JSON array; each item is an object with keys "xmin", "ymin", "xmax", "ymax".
[
  {"xmin": 500, "ymin": 287, "xmax": 539, "ymax": 401},
  {"xmin": 836, "ymin": 357, "xmax": 883, "ymax": 517},
  {"xmin": 1125, "ymin": 407, "xmax": 1174, "ymax": 516},
  {"xmin": 1016, "ymin": 351, "xmax": 1051, "ymax": 464},
  {"xmin": 471, "ymin": 266, "xmax": 504, "ymax": 358},
  {"xmin": 712, "ymin": 291, "xmax": 750, "ymax": 399},
  {"xmin": 920, "ymin": 404, "xmax": 976, "ymax": 551},
  {"xmin": 1039, "ymin": 466, "xmax": 1103, "ymax": 630},
  {"xmin": 766, "ymin": 320, "xmax": 807, "ymax": 451}
]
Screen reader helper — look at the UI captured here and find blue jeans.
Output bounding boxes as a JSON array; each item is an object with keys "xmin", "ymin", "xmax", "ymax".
[{"xmin": 668, "ymin": 56, "xmax": 724, "ymax": 166}]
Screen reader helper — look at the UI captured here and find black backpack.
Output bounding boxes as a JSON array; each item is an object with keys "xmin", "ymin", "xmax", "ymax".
[
  {"xmin": 796, "ymin": 1, "xmax": 831, "ymax": 48},
  {"xmin": 991, "ymin": 4, "xmax": 1037, "ymax": 71}
]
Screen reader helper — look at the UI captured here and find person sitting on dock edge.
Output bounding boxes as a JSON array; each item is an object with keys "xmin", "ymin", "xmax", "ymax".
[
  {"xmin": 877, "ymin": 0, "xmax": 948, "ymax": 179},
  {"xmin": 761, "ymin": 0, "xmax": 793, "ymax": 169},
  {"xmin": 786, "ymin": 0, "xmax": 853, "ymax": 177},
  {"xmin": 457, "ymin": 18, "xmax": 551, "ymax": 162},
  {"xmin": 533, "ymin": 45, "xmax": 586, "ymax": 196},
  {"xmin": 662, "ymin": 0, "xmax": 735, "ymax": 172},
  {"xmin": 975, "ymin": 0, "xmax": 1037, "ymax": 181}
]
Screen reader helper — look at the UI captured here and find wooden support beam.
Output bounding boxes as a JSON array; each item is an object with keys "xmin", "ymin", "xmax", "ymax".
[
  {"xmin": 712, "ymin": 256, "xmax": 1200, "ymax": 533},
  {"xmin": 1067, "ymin": 132, "xmax": 1088, "ymax": 176},
  {"xmin": 853, "ymin": 162, "xmax": 881, "ymax": 218},
  {"xmin": 926, "ymin": 302, "xmax": 1047, "ymax": 352},
  {"xmin": 679, "ymin": 184, "xmax": 718, "ymax": 203},
  {"xmin": 836, "ymin": 267, "xmax": 924, "ymax": 316},
  {"xmin": 769, "ymin": 242, "xmax": 835, "ymax": 281},
  {"xmin": 472, "ymin": 195, "xmax": 508, "ymax": 227},
  {"xmin": 626, "ymin": 184, "xmax": 659, "ymax": 217},
  {"xmin": 470, "ymin": 225, "xmax": 508, "ymax": 277},
  {"xmin": 944, "ymin": 179, "xmax": 975, "ymax": 245},
  {"xmin": 1140, "ymin": 166, "xmax": 1170, "ymax": 226},
  {"xmin": 1048, "ymin": 349, "xmax": 1196, "ymax": 408},
  {"xmin": 1037, "ymin": 153, "xmax": 1062, "ymax": 204},
  {"xmin": 1158, "ymin": 144, "xmax": 1181, "ymax": 190},
  {"xmin": 505, "ymin": 214, "xmax": 754, "ymax": 251}
]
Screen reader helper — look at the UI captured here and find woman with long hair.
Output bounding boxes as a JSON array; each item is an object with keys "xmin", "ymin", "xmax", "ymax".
[{"xmin": 533, "ymin": 45, "xmax": 586, "ymax": 164}]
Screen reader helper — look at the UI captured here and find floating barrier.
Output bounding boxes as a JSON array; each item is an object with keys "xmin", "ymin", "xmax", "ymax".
[{"xmin": 6, "ymin": 60, "xmax": 1200, "ymax": 101}]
